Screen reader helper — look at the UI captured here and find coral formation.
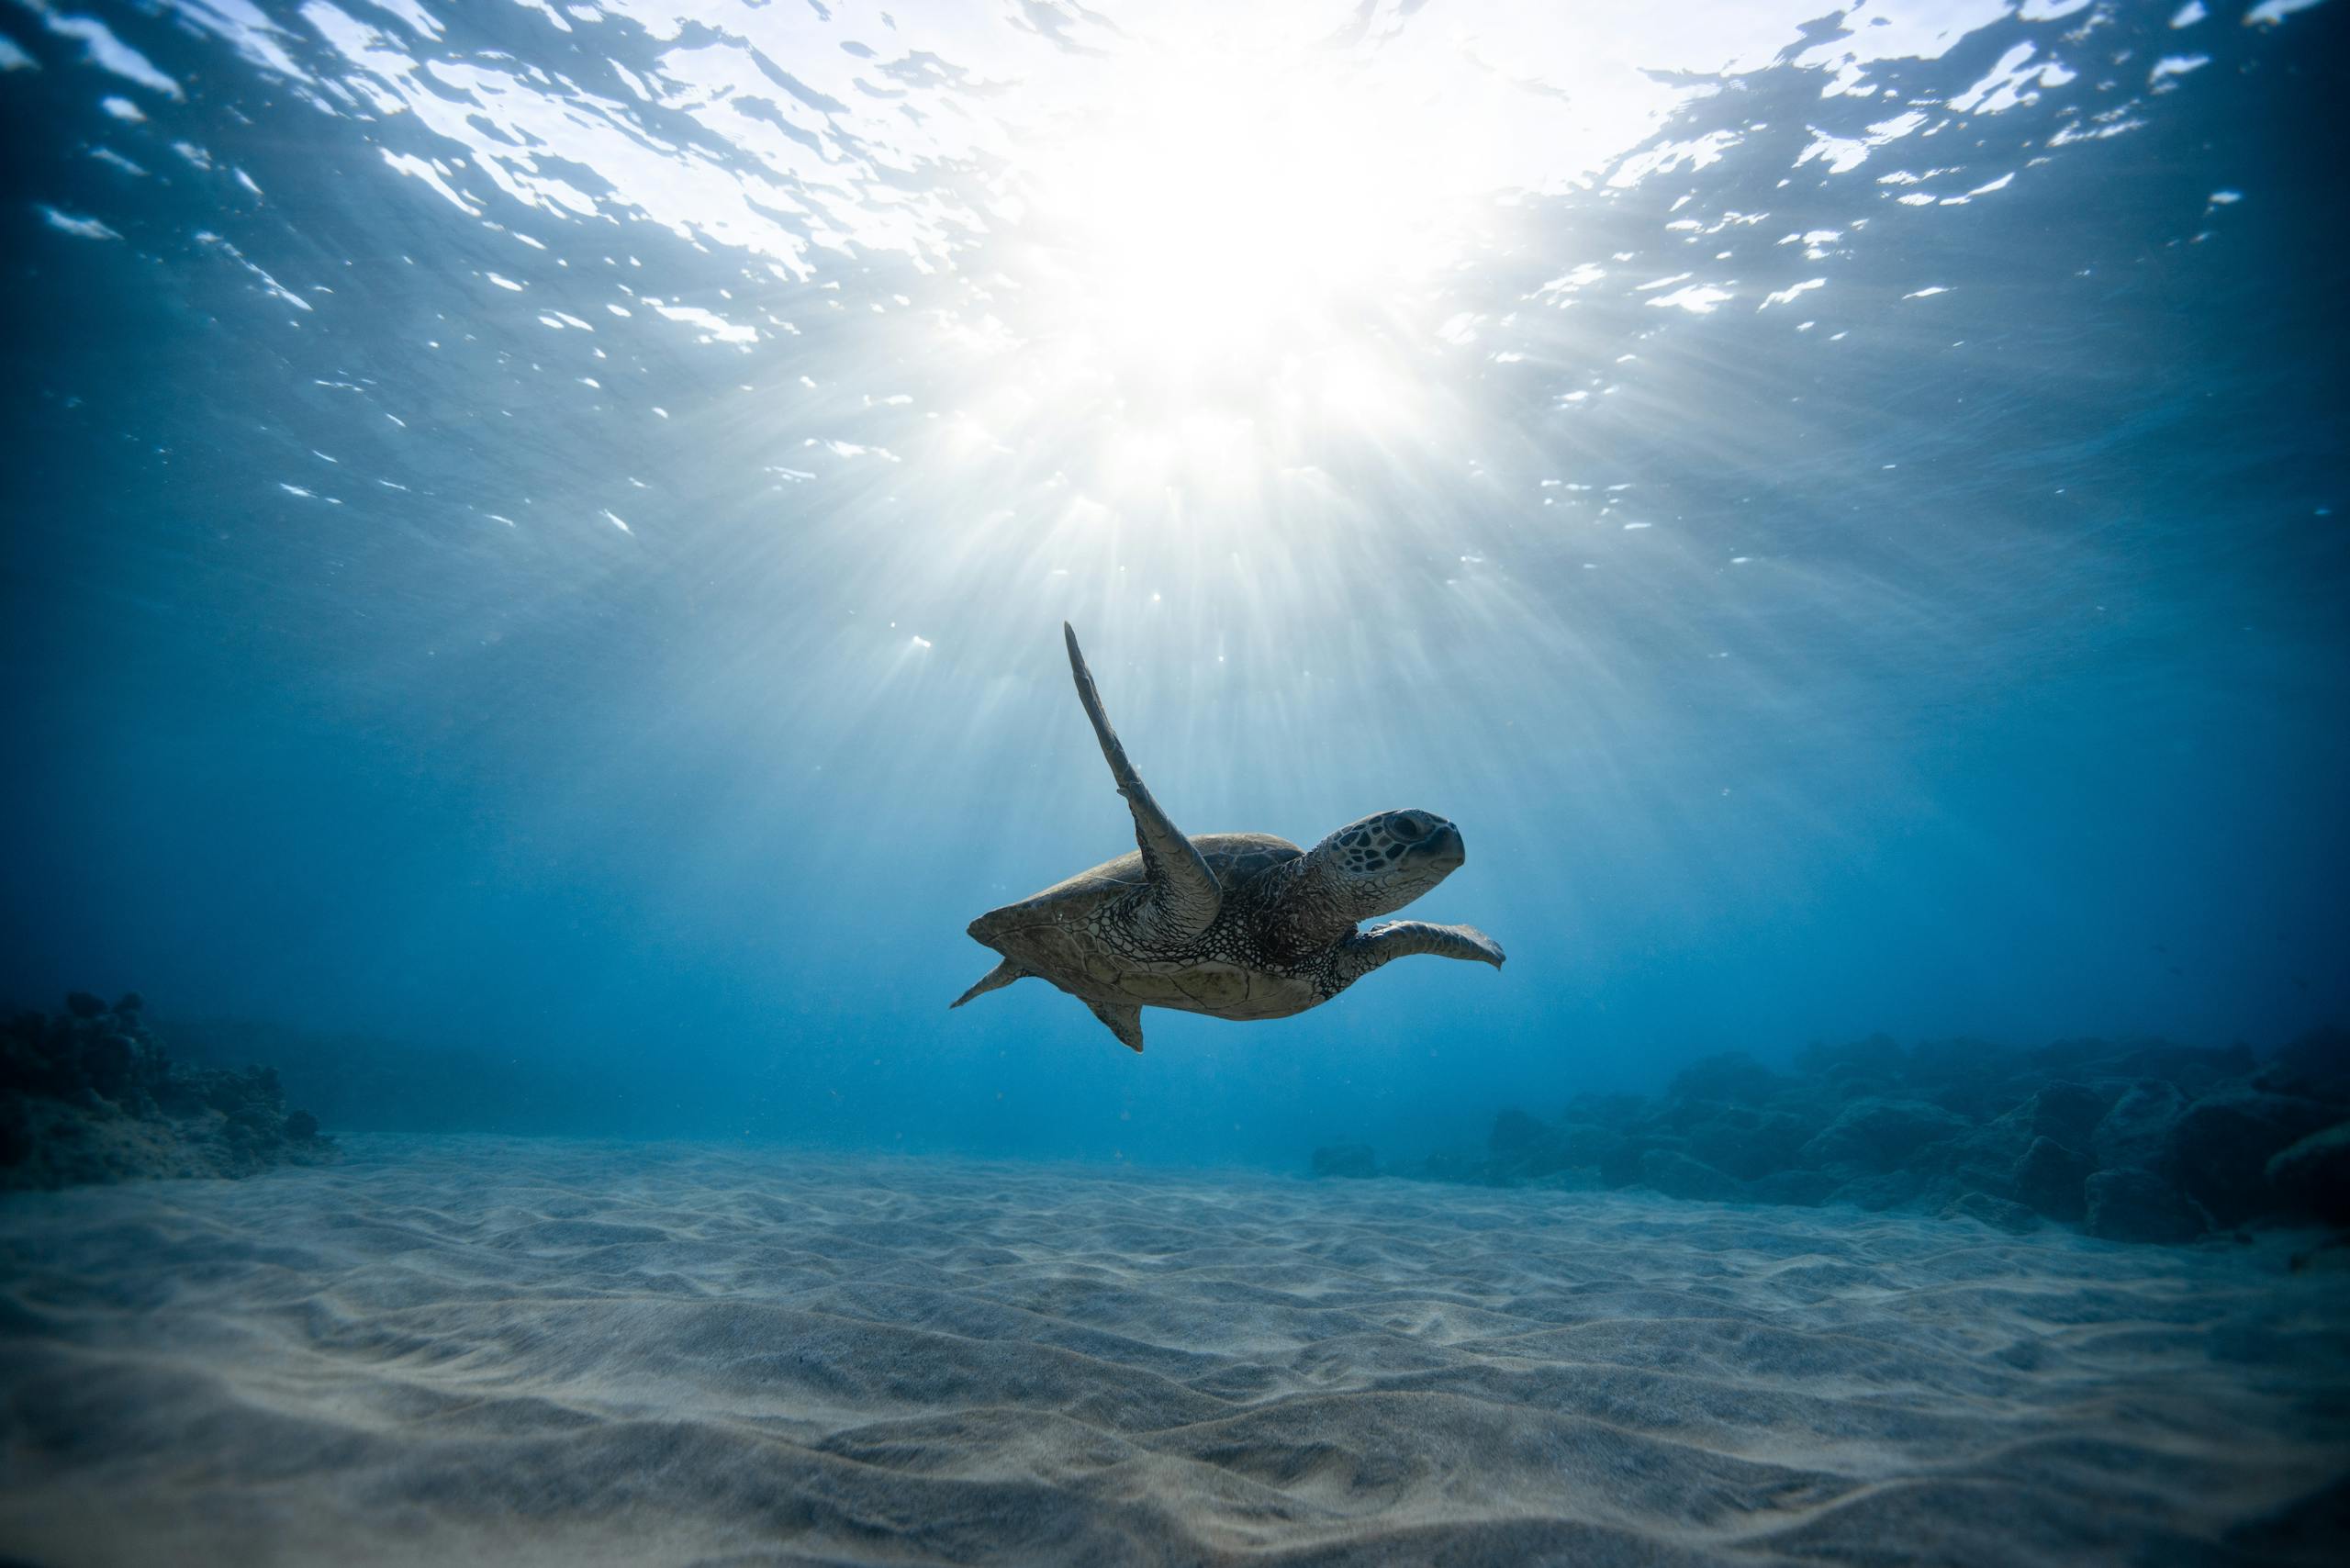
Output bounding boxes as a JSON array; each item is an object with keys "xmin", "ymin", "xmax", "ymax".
[
  {"xmin": 1311, "ymin": 1028, "xmax": 2350, "ymax": 1244},
  {"xmin": 0, "ymin": 994, "xmax": 332, "ymax": 1191}
]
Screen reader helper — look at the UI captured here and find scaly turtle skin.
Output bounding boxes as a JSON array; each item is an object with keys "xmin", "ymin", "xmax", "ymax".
[{"xmin": 952, "ymin": 624, "xmax": 1504, "ymax": 1052}]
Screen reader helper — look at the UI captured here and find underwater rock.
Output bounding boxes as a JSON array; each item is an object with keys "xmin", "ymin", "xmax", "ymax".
[
  {"xmin": 1354, "ymin": 1031, "xmax": 2345, "ymax": 1245},
  {"xmin": 1929, "ymin": 1126, "xmax": 2034, "ymax": 1205},
  {"xmin": 1672, "ymin": 1104, "xmax": 1813, "ymax": 1181},
  {"xmin": 2165, "ymin": 1089, "xmax": 2340, "ymax": 1227},
  {"xmin": 2091, "ymin": 1080, "xmax": 2190, "ymax": 1172},
  {"xmin": 2105, "ymin": 1040, "xmax": 2259, "ymax": 1096},
  {"xmin": 1309, "ymin": 1143, "xmax": 1379, "ymax": 1180},
  {"xmin": 1598, "ymin": 1135, "xmax": 1682, "ymax": 1190},
  {"xmin": 1794, "ymin": 1032, "xmax": 1909, "ymax": 1091},
  {"xmin": 2010, "ymin": 1136, "xmax": 2094, "ymax": 1222},
  {"xmin": 1830, "ymin": 1169, "xmax": 1928, "ymax": 1212},
  {"xmin": 1664, "ymin": 1050, "xmax": 1783, "ymax": 1105},
  {"xmin": 2021, "ymin": 1081, "xmax": 2115, "ymax": 1151},
  {"xmin": 1487, "ymin": 1107, "xmax": 1548, "ymax": 1155},
  {"xmin": 1901, "ymin": 1037, "xmax": 2026, "ymax": 1121},
  {"xmin": 0, "ymin": 994, "xmax": 332, "ymax": 1192},
  {"xmin": 2085, "ymin": 1170, "xmax": 2210, "ymax": 1244},
  {"xmin": 1543, "ymin": 1123, "xmax": 1626, "ymax": 1169},
  {"xmin": 2287, "ymin": 1233, "xmax": 2350, "ymax": 1275},
  {"xmin": 2266, "ymin": 1122, "xmax": 2350, "ymax": 1227},
  {"xmin": 1637, "ymin": 1148, "xmax": 1743, "ymax": 1203},
  {"xmin": 2256, "ymin": 1025, "xmax": 2350, "ymax": 1103},
  {"xmin": 1798, "ymin": 1098, "xmax": 1970, "ymax": 1173},
  {"xmin": 1908, "ymin": 1097, "xmax": 2028, "ymax": 1172},
  {"xmin": 1942, "ymin": 1191, "xmax": 2040, "ymax": 1234},
  {"xmin": 1473, "ymin": 1108, "xmax": 1563, "ymax": 1182}
]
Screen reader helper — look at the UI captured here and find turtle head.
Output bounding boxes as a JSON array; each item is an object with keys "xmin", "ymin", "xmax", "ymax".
[{"xmin": 1308, "ymin": 809, "xmax": 1465, "ymax": 921}]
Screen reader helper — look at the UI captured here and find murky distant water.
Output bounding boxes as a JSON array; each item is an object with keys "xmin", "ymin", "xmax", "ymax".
[{"xmin": 2, "ymin": 1, "xmax": 2344, "ymax": 1165}]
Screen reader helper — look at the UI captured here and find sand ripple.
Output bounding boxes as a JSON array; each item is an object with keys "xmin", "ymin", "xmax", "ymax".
[{"xmin": 1, "ymin": 1137, "xmax": 2344, "ymax": 1565}]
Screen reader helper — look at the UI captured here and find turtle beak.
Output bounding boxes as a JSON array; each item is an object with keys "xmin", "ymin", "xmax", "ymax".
[{"xmin": 1419, "ymin": 821, "xmax": 1465, "ymax": 870}]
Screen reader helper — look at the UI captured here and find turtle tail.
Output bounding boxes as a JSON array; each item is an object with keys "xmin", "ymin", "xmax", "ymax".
[{"xmin": 950, "ymin": 958, "xmax": 1027, "ymax": 1009}]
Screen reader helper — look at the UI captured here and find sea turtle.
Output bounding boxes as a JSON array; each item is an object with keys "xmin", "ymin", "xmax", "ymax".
[{"xmin": 952, "ymin": 624, "xmax": 1504, "ymax": 1052}]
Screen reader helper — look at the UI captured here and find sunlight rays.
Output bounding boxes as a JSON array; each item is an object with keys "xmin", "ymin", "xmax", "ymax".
[{"xmin": 109, "ymin": 0, "xmax": 2283, "ymax": 957}]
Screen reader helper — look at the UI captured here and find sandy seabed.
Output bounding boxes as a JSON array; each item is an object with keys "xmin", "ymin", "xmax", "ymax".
[{"xmin": 0, "ymin": 1137, "xmax": 2344, "ymax": 1567}]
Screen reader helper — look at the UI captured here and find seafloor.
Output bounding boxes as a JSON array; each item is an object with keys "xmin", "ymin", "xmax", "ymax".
[{"xmin": 1, "ymin": 1137, "xmax": 2344, "ymax": 1567}]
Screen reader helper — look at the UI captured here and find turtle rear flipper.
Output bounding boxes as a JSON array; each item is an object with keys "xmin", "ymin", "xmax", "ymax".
[
  {"xmin": 1064, "ymin": 622, "xmax": 1222, "ymax": 945},
  {"xmin": 1085, "ymin": 999, "xmax": 1145, "ymax": 1053},
  {"xmin": 950, "ymin": 958, "xmax": 1026, "ymax": 1009}
]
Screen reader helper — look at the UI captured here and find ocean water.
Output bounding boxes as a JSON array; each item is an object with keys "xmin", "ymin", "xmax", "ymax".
[
  {"xmin": 3, "ymin": 3, "xmax": 2348, "ymax": 1562},
  {"xmin": 4, "ymin": 0, "xmax": 2347, "ymax": 1159}
]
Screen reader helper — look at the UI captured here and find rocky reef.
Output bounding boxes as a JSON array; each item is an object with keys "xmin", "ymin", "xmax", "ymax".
[
  {"xmin": 1315, "ymin": 1029, "xmax": 2350, "ymax": 1246},
  {"xmin": 1, "ymin": 993, "xmax": 332, "ymax": 1192}
]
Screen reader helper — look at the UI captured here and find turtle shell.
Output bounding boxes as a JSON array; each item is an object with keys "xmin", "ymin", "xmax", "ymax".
[{"xmin": 968, "ymin": 832, "xmax": 1315, "ymax": 1019}]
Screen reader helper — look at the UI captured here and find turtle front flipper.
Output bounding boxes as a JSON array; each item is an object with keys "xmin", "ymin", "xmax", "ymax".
[
  {"xmin": 1063, "ymin": 622, "xmax": 1221, "ymax": 943},
  {"xmin": 1332, "ymin": 922, "xmax": 1506, "ymax": 989},
  {"xmin": 1085, "ymin": 999, "xmax": 1146, "ymax": 1053}
]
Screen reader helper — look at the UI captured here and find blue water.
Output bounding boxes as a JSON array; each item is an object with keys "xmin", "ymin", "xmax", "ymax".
[{"xmin": 3, "ymin": 0, "xmax": 2344, "ymax": 1170}]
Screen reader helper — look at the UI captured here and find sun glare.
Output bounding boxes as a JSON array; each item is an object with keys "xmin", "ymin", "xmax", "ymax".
[
  {"xmin": 889, "ymin": 8, "xmax": 1713, "ymax": 547},
  {"xmin": 1014, "ymin": 34, "xmax": 1494, "ymax": 430}
]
